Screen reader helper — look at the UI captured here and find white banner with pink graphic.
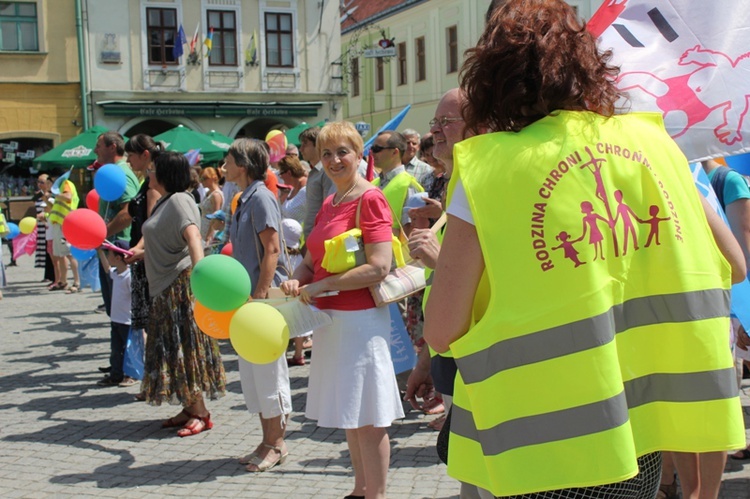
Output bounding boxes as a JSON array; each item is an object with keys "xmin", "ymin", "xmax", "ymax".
[{"xmin": 590, "ymin": 0, "xmax": 750, "ymax": 163}]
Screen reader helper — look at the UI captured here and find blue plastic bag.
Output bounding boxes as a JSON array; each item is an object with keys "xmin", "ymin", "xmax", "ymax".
[
  {"xmin": 123, "ymin": 328, "xmax": 145, "ymax": 380},
  {"xmin": 78, "ymin": 256, "xmax": 101, "ymax": 292}
]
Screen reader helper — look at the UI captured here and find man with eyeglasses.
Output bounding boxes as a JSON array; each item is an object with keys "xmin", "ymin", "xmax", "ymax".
[
  {"xmin": 401, "ymin": 128, "xmax": 433, "ymax": 190},
  {"xmin": 371, "ymin": 131, "xmax": 424, "ymax": 238}
]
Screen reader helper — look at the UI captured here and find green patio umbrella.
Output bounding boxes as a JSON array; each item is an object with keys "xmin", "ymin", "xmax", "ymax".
[
  {"xmin": 154, "ymin": 125, "xmax": 228, "ymax": 164},
  {"xmin": 204, "ymin": 130, "xmax": 233, "ymax": 149},
  {"xmin": 33, "ymin": 125, "xmax": 110, "ymax": 171},
  {"xmin": 285, "ymin": 120, "xmax": 327, "ymax": 146}
]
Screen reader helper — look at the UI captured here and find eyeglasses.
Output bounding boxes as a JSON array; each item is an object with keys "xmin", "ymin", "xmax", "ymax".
[
  {"xmin": 370, "ymin": 145, "xmax": 397, "ymax": 153},
  {"xmin": 429, "ymin": 116, "xmax": 463, "ymax": 128}
]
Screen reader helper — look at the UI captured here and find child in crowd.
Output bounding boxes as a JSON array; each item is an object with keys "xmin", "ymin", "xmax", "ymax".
[
  {"xmin": 282, "ymin": 218, "xmax": 312, "ymax": 366},
  {"xmin": 96, "ymin": 240, "xmax": 136, "ymax": 387}
]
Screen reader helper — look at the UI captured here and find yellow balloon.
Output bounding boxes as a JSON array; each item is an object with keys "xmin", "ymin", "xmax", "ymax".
[
  {"xmin": 19, "ymin": 216, "xmax": 36, "ymax": 234},
  {"xmin": 265, "ymin": 129, "xmax": 283, "ymax": 142},
  {"xmin": 229, "ymin": 302, "xmax": 289, "ymax": 364}
]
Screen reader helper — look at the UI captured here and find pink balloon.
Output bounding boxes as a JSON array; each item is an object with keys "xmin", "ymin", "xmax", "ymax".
[
  {"xmin": 62, "ymin": 209, "xmax": 107, "ymax": 250},
  {"xmin": 266, "ymin": 131, "xmax": 287, "ymax": 163},
  {"xmin": 86, "ymin": 189, "xmax": 100, "ymax": 211},
  {"xmin": 220, "ymin": 242, "xmax": 233, "ymax": 256}
]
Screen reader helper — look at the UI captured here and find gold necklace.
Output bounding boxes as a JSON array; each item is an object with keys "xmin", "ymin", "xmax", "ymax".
[{"xmin": 331, "ymin": 178, "xmax": 359, "ymax": 207}]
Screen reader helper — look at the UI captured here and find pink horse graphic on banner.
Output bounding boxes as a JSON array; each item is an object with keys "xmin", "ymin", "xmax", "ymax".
[{"xmin": 617, "ymin": 46, "xmax": 750, "ymax": 145}]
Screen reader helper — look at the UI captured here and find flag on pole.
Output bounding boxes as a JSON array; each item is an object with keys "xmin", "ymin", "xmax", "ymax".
[
  {"xmin": 363, "ymin": 105, "xmax": 411, "ymax": 156},
  {"xmin": 365, "ymin": 150, "xmax": 375, "ymax": 182},
  {"xmin": 245, "ymin": 30, "xmax": 258, "ymax": 66},
  {"xmin": 189, "ymin": 23, "xmax": 200, "ymax": 55},
  {"xmin": 173, "ymin": 24, "xmax": 187, "ymax": 60},
  {"xmin": 204, "ymin": 27, "xmax": 214, "ymax": 58},
  {"xmin": 185, "ymin": 149, "xmax": 202, "ymax": 166},
  {"xmin": 590, "ymin": 0, "xmax": 750, "ymax": 162}
]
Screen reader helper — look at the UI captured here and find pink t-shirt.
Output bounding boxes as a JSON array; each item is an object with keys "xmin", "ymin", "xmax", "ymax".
[{"xmin": 307, "ymin": 188, "xmax": 393, "ymax": 310}]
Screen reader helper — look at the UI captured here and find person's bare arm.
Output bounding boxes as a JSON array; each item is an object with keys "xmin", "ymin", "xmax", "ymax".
[
  {"xmin": 424, "ymin": 215, "xmax": 485, "ymax": 353},
  {"xmin": 701, "ymin": 194, "xmax": 747, "ymax": 283},
  {"xmin": 254, "ymin": 228, "xmax": 281, "ymax": 299},
  {"xmin": 182, "ymin": 223, "xmax": 204, "ymax": 267},
  {"xmin": 107, "ymin": 203, "xmax": 133, "ymax": 238},
  {"xmin": 725, "ymin": 197, "xmax": 750, "ymax": 270}
]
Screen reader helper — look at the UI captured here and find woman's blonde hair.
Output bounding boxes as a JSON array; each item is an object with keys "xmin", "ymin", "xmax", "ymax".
[
  {"xmin": 201, "ymin": 166, "xmax": 221, "ymax": 182},
  {"xmin": 316, "ymin": 121, "xmax": 364, "ymax": 157}
]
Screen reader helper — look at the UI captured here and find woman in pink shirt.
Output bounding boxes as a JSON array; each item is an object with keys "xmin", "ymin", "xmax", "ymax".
[{"xmin": 281, "ymin": 122, "xmax": 404, "ymax": 499}]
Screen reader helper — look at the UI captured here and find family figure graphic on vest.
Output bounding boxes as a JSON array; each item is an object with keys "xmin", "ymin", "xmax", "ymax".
[{"xmin": 551, "ymin": 147, "xmax": 671, "ymax": 267}]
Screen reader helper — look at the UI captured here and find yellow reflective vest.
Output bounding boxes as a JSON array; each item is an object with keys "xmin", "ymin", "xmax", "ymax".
[
  {"xmin": 447, "ymin": 111, "xmax": 745, "ymax": 496},
  {"xmin": 48, "ymin": 180, "xmax": 79, "ymax": 225},
  {"xmin": 372, "ymin": 170, "xmax": 424, "ymax": 230}
]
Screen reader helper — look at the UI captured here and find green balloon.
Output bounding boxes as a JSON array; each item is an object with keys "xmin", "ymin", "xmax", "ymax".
[{"xmin": 190, "ymin": 254, "xmax": 252, "ymax": 311}]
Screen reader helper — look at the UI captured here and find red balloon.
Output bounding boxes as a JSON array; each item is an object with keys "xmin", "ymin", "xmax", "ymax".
[
  {"xmin": 86, "ymin": 189, "xmax": 100, "ymax": 211},
  {"xmin": 220, "ymin": 242, "xmax": 233, "ymax": 256},
  {"xmin": 62, "ymin": 209, "xmax": 107, "ymax": 250}
]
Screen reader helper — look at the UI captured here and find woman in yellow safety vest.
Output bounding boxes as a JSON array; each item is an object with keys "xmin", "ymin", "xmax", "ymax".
[{"xmin": 423, "ymin": 1, "xmax": 747, "ymax": 498}]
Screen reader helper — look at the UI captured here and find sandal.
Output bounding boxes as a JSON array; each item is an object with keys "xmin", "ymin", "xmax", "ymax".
[
  {"xmin": 65, "ymin": 283, "xmax": 80, "ymax": 294},
  {"xmin": 48, "ymin": 282, "xmax": 67, "ymax": 291},
  {"xmin": 656, "ymin": 477, "xmax": 678, "ymax": 499},
  {"xmin": 729, "ymin": 448, "xmax": 750, "ymax": 460},
  {"xmin": 161, "ymin": 409, "xmax": 193, "ymax": 428},
  {"xmin": 422, "ymin": 393, "xmax": 445, "ymax": 415},
  {"xmin": 245, "ymin": 443, "xmax": 288, "ymax": 472},
  {"xmin": 177, "ymin": 413, "xmax": 213, "ymax": 437},
  {"xmin": 239, "ymin": 447, "xmax": 262, "ymax": 465}
]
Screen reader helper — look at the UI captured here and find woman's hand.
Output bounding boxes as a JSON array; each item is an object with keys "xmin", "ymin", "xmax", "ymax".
[
  {"xmin": 298, "ymin": 280, "xmax": 328, "ymax": 305},
  {"xmin": 409, "ymin": 197, "xmax": 443, "ymax": 221},
  {"xmin": 125, "ymin": 246, "xmax": 145, "ymax": 263},
  {"xmin": 408, "ymin": 229, "xmax": 441, "ymax": 269},
  {"xmin": 280, "ymin": 279, "xmax": 301, "ymax": 297}
]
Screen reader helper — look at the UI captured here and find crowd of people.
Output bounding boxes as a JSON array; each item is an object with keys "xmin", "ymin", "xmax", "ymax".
[{"xmin": 3, "ymin": 0, "xmax": 750, "ymax": 497}]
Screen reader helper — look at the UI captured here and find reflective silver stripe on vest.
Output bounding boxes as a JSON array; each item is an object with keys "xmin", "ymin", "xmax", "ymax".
[
  {"xmin": 624, "ymin": 367, "xmax": 738, "ymax": 408},
  {"xmin": 451, "ymin": 391, "xmax": 630, "ymax": 456},
  {"xmin": 456, "ymin": 289, "xmax": 729, "ymax": 385}
]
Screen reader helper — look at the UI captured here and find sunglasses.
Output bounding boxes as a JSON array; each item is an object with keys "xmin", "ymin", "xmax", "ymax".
[{"xmin": 370, "ymin": 145, "xmax": 397, "ymax": 153}]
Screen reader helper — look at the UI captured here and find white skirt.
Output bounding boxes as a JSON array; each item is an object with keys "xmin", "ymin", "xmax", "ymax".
[{"xmin": 306, "ymin": 307, "xmax": 405, "ymax": 429}]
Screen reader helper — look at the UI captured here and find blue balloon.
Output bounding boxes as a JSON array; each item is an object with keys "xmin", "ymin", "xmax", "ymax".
[
  {"xmin": 94, "ymin": 163, "xmax": 127, "ymax": 202},
  {"xmin": 70, "ymin": 246, "xmax": 96, "ymax": 261},
  {"xmin": 724, "ymin": 153, "xmax": 750, "ymax": 176},
  {"xmin": 5, "ymin": 222, "xmax": 20, "ymax": 240}
]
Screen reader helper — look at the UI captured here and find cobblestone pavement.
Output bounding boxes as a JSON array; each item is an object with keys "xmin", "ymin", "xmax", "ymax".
[{"xmin": 1, "ymin": 255, "xmax": 749, "ymax": 498}]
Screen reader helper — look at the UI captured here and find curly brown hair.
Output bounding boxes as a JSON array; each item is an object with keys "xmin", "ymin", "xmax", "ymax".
[{"xmin": 460, "ymin": 0, "xmax": 622, "ymax": 134}]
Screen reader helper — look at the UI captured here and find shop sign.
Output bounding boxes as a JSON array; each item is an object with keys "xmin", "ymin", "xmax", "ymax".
[
  {"xmin": 101, "ymin": 103, "xmax": 321, "ymax": 118},
  {"xmin": 62, "ymin": 145, "xmax": 93, "ymax": 158}
]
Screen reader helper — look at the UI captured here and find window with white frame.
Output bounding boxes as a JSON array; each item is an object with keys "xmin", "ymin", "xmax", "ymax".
[
  {"xmin": 375, "ymin": 56, "xmax": 384, "ymax": 91},
  {"xmin": 446, "ymin": 25, "xmax": 458, "ymax": 74},
  {"xmin": 146, "ymin": 7, "xmax": 178, "ymax": 65},
  {"xmin": 397, "ymin": 42, "xmax": 407, "ymax": 86},
  {"xmin": 264, "ymin": 12, "xmax": 293, "ymax": 68},
  {"xmin": 0, "ymin": 2, "xmax": 38, "ymax": 51},
  {"xmin": 207, "ymin": 9, "xmax": 237, "ymax": 66},
  {"xmin": 415, "ymin": 36, "xmax": 426, "ymax": 82},
  {"xmin": 351, "ymin": 56, "xmax": 360, "ymax": 97}
]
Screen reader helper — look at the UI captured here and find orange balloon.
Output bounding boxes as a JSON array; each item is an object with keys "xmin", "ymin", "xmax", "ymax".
[{"xmin": 193, "ymin": 300, "xmax": 237, "ymax": 339}]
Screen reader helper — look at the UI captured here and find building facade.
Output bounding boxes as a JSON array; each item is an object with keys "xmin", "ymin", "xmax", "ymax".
[
  {"xmin": 0, "ymin": 0, "xmax": 81, "ymax": 184},
  {"xmin": 341, "ymin": 0, "xmax": 604, "ymax": 137},
  {"xmin": 86, "ymin": 0, "xmax": 345, "ymax": 141}
]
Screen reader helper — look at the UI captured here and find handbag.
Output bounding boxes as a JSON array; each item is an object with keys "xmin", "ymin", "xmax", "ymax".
[{"xmin": 350, "ymin": 195, "xmax": 428, "ymax": 307}]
